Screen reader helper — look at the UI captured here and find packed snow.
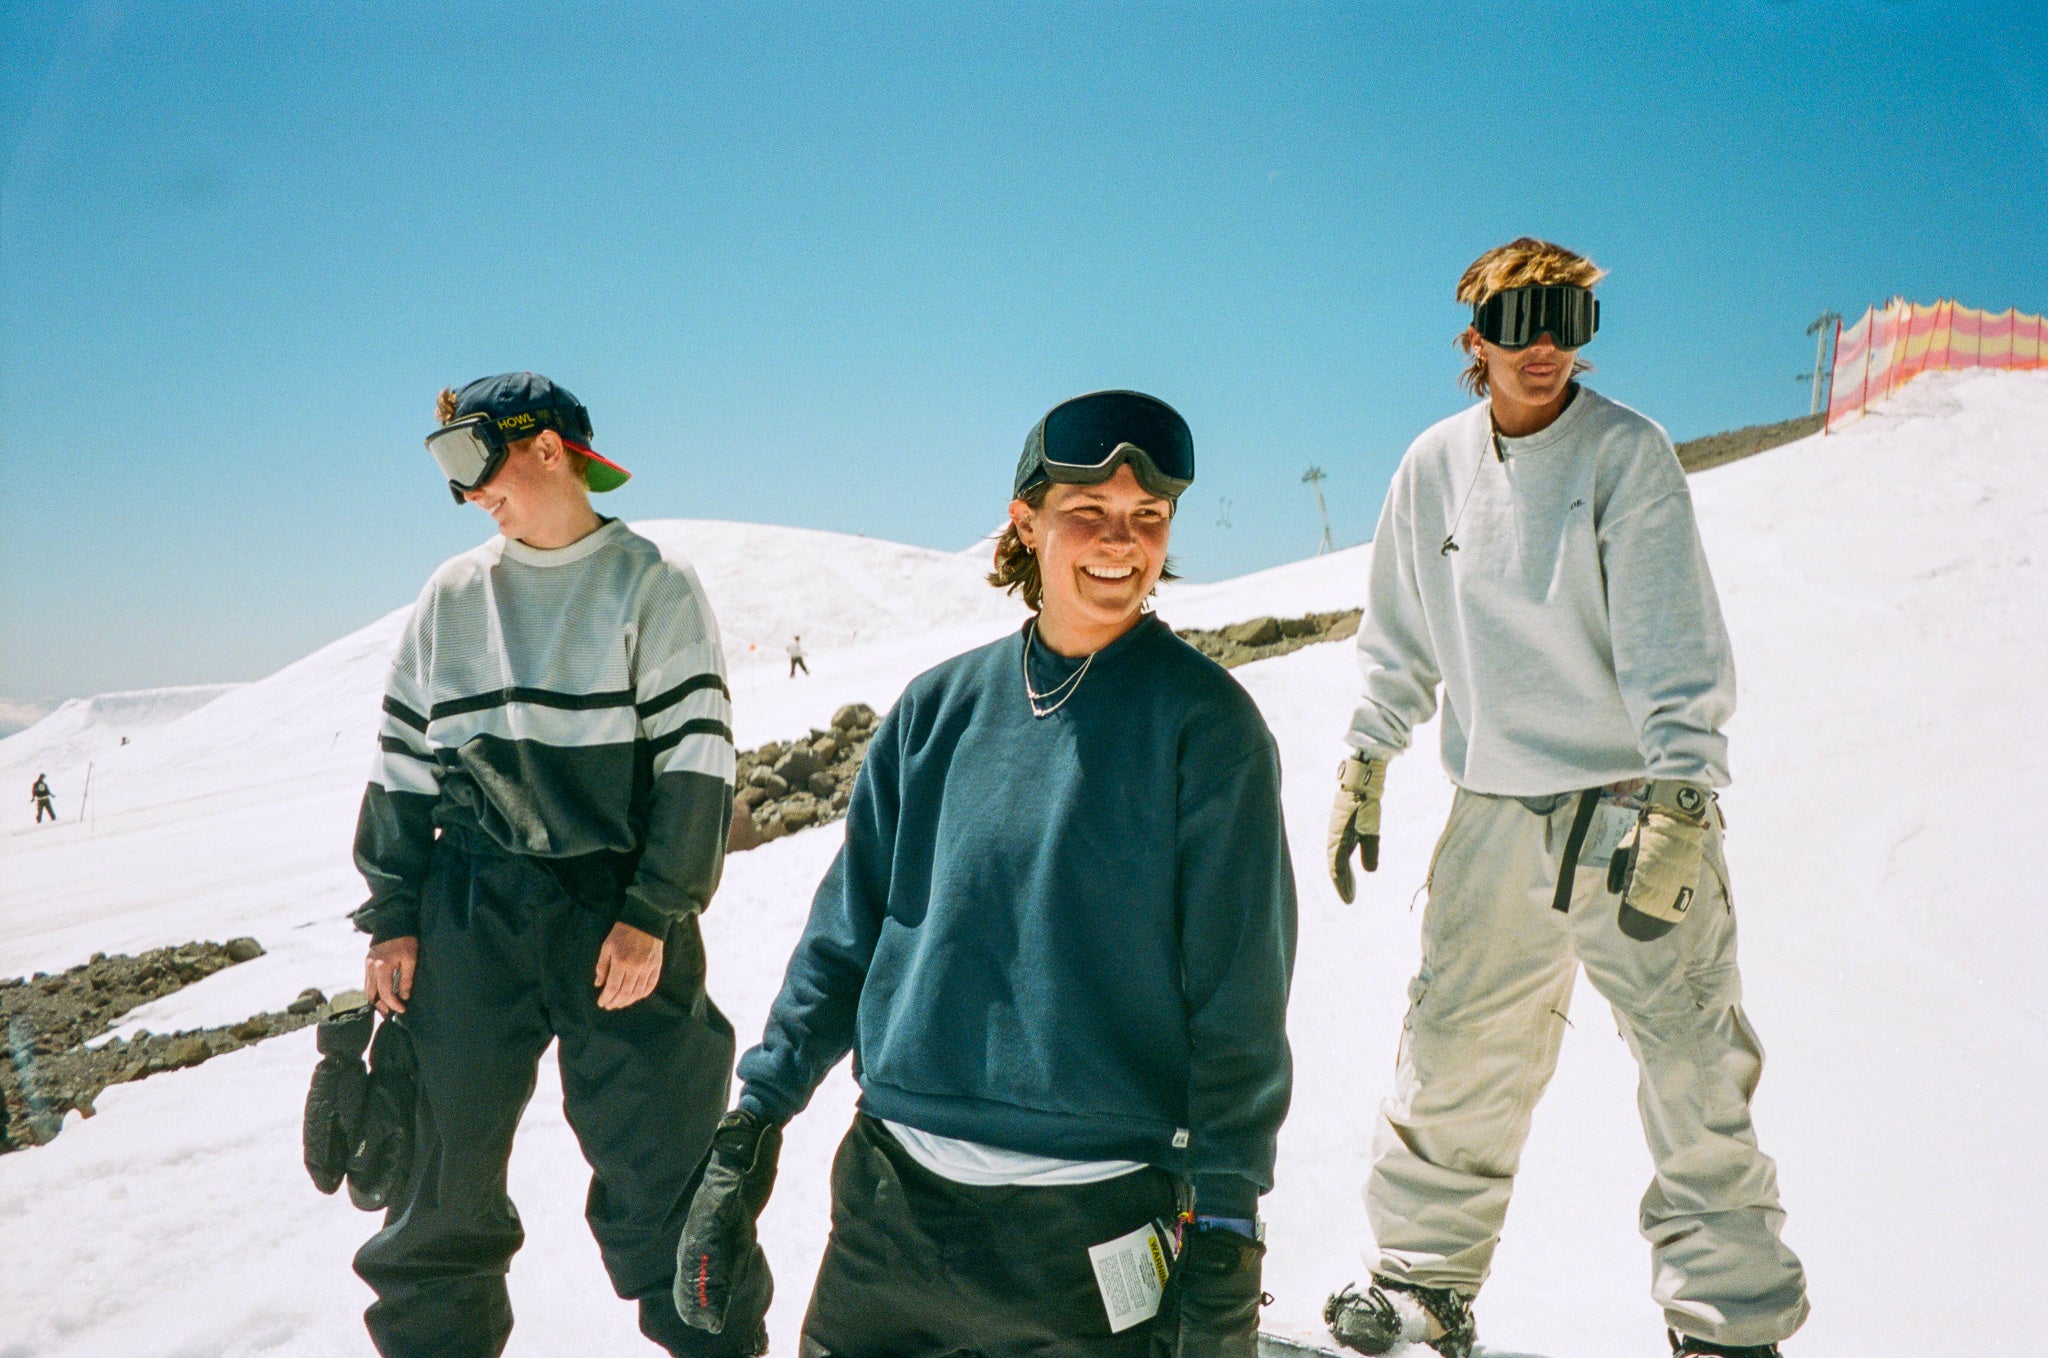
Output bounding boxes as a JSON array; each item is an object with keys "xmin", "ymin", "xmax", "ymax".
[{"xmin": 2, "ymin": 368, "xmax": 2044, "ymax": 1356}]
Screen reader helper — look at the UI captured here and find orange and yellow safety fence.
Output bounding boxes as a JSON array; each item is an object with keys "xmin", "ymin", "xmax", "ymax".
[{"xmin": 1827, "ymin": 299, "xmax": 2048, "ymax": 431}]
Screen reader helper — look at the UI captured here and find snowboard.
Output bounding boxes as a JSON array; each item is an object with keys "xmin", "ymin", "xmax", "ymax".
[{"xmin": 1259, "ymin": 1333, "xmax": 1347, "ymax": 1358}]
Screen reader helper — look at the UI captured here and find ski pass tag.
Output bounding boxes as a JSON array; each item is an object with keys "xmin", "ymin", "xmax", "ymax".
[{"xmin": 1089, "ymin": 1220, "xmax": 1171, "ymax": 1333}]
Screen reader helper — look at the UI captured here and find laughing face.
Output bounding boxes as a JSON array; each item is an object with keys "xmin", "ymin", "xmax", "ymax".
[{"xmin": 1011, "ymin": 464, "xmax": 1173, "ymax": 655}]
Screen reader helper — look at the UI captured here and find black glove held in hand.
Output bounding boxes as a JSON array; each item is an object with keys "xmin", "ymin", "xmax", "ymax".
[
  {"xmin": 346, "ymin": 1012, "xmax": 418, "ymax": 1212},
  {"xmin": 1152, "ymin": 1225, "xmax": 1266, "ymax": 1357},
  {"xmin": 675, "ymin": 1109, "xmax": 782, "ymax": 1334},
  {"xmin": 303, "ymin": 1000, "xmax": 373, "ymax": 1195}
]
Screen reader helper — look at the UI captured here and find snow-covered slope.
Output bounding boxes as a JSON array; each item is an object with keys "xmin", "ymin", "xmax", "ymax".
[
  {"xmin": 0, "ymin": 683, "xmax": 241, "ymax": 792},
  {"xmin": 2, "ymin": 369, "xmax": 2045, "ymax": 1356}
]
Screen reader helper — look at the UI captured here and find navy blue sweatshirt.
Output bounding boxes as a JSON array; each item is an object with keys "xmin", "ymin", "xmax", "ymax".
[{"xmin": 736, "ymin": 615, "xmax": 1297, "ymax": 1216}]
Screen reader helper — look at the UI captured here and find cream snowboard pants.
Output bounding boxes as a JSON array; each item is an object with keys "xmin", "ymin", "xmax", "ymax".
[{"xmin": 1366, "ymin": 789, "xmax": 1810, "ymax": 1347}]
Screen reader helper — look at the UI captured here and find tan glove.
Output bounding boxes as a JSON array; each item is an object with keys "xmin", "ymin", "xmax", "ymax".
[
  {"xmin": 1326, "ymin": 756, "xmax": 1387, "ymax": 904},
  {"xmin": 1615, "ymin": 780, "xmax": 1712, "ymax": 940}
]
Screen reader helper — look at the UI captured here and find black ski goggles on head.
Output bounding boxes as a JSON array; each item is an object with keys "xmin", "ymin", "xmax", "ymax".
[
  {"xmin": 424, "ymin": 403, "xmax": 593, "ymax": 504},
  {"xmin": 1471, "ymin": 283, "xmax": 1600, "ymax": 350},
  {"xmin": 1014, "ymin": 390, "xmax": 1195, "ymax": 501}
]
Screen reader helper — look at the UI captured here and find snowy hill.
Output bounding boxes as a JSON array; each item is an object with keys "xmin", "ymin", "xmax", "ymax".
[
  {"xmin": 1, "ymin": 369, "xmax": 2045, "ymax": 1356},
  {"xmin": 0, "ymin": 684, "xmax": 241, "ymax": 795}
]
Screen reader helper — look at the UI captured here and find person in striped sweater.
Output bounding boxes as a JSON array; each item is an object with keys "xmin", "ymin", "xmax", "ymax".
[{"xmin": 348, "ymin": 373, "xmax": 765, "ymax": 1357}]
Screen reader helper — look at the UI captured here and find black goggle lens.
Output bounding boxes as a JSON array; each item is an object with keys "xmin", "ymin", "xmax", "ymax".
[
  {"xmin": 1472, "ymin": 284, "xmax": 1599, "ymax": 350},
  {"xmin": 1041, "ymin": 392, "xmax": 1195, "ymax": 485}
]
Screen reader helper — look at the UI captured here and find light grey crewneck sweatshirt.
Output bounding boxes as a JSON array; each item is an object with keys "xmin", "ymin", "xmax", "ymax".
[{"xmin": 1346, "ymin": 386, "xmax": 1735, "ymax": 796}]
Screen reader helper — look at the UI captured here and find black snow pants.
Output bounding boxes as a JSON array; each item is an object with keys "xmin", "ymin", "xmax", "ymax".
[
  {"xmin": 799, "ymin": 1113, "xmax": 1181, "ymax": 1358},
  {"xmin": 352, "ymin": 829, "xmax": 748, "ymax": 1358},
  {"xmin": 34, "ymin": 796, "xmax": 54, "ymax": 822}
]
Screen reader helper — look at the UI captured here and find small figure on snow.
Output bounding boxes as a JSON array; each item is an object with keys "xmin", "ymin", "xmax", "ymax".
[
  {"xmin": 1324, "ymin": 240, "xmax": 1808, "ymax": 1358},
  {"xmin": 31, "ymin": 773, "xmax": 56, "ymax": 823},
  {"xmin": 674, "ymin": 391, "xmax": 1295, "ymax": 1355},
  {"xmin": 348, "ymin": 373, "xmax": 759, "ymax": 1355},
  {"xmin": 786, "ymin": 634, "xmax": 809, "ymax": 677}
]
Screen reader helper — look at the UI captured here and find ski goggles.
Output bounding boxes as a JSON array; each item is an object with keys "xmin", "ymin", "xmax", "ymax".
[
  {"xmin": 1014, "ymin": 390, "xmax": 1195, "ymax": 501},
  {"xmin": 424, "ymin": 402, "xmax": 603, "ymax": 504},
  {"xmin": 1471, "ymin": 283, "xmax": 1600, "ymax": 350}
]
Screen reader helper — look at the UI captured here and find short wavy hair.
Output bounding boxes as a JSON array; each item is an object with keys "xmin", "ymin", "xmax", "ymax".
[{"xmin": 1455, "ymin": 238, "xmax": 1606, "ymax": 396}]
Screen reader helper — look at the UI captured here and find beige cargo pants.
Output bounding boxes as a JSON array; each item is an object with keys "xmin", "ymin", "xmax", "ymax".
[{"xmin": 1366, "ymin": 789, "xmax": 1809, "ymax": 1348}]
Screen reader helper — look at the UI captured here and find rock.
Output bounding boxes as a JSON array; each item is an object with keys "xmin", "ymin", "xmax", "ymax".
[
  {"xmin": 224, "ymin": 937, "xmax": 265, "ymax": 963},
  {"xmin": 734, "ymin": 785, "xmax": 769, "ymax": 812},
  {"xmin": 329, "ymin": 989, "xmax": 367, "ymax": 1012},
  {"xmin": 774, "ymin": 748, "xmax": 819, "ymax": 785},
  {"xmin": 757, "ymin": 741, "xmax": 786, "ymax": 765},
  {"xmin": 231, "ymin": 1017, "xmax": 271, "ymax": 1042},
  {"xmin": 161, "ymin": 1035, "xmax": 211, "ymax": 1069},
  {"xmin": 759, "ymin": 773, "xmax": 789, "ymax": 798},
  {"xmin": 756, "ymin": 814, "xmax": 787, "ymax": 843},
  {"xmin": 831, "ymin": 703, "xmax": 877, "ymax": 733},
  {"xmin": 808, "ymin": 772, "xmax": 837, "ymax": 797},
  {"xmin": 1224, "ymin": 616, "xmax": 1282, "ymax": 647},
  {"xmin": 288, "ymin": 988, "xmax": 326, "ymax": 1016},
  {"xmin": 782, "ymin": 799, "xmax": 819, "ymax": 831},
  {"xmin": 746, "ymin": 766, "xmax": 779, "ymax": 789},
  {"xmin": 829, "ymin": 787, "xmax": 851, "ymax": 812},
  {"xmin": 727, "ymin": 810, "xmax": 763, "ymax": 853},
  {"xmin": 811, "ymin": 735, "xmax": 839, "ymax": 764}
]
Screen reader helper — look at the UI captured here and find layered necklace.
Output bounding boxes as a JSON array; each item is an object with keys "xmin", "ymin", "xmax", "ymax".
[{"xmin": 1022, "ymin": 619, "xmax": 1095, "ymax": 719}]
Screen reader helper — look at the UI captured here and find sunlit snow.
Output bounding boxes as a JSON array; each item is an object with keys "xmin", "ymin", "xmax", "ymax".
[{"xmin": 2, "ymin": 369, "xmax": 2044, "ymax": 1356}]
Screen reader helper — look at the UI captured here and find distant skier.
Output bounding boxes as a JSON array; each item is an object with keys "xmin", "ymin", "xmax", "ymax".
[
  {"xmin": 674, "ymin": 391, "xmax": 1294, "ymax": 1354},
  {"xmin": 31, "ymin": 773, "xmax": 56, "ymax": 823},
  {"xmin": 786, "ymin": 635, "xmax": 809, "ymax": 677},
  {"xmin": 349, "ymin": 373, "xmax": 761, "ymax": 1356},
  {"xmin": 1323, "ymin": 240, "xmax": 1809, "ymax": 1358}
]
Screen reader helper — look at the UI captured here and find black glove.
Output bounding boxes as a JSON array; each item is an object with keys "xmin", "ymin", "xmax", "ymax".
[
  {"xmin": 675, "ymin": 1109, "xmax": 782, "ymax": 1334},
  {"xmin": 303, "ymin": 1000, "xmax": 374, "ymax": 1195},
  {"xmin": 1151, "ymin": 1224, "xmax": 1266, "ymax": 1357},
  {"xmin": 346, "ymin": 1011, "xmax": 418, "ymax": 1212}
]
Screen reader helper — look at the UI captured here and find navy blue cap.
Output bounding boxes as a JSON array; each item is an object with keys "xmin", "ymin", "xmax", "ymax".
[{"xmin": 451, "ymin": 372, "xmax": 629, "ymax": 492}]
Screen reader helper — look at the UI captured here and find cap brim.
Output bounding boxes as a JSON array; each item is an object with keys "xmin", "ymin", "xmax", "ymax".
[{"xmin": 567, "ymin": 440, "xmax": 631, "ymax": 493}]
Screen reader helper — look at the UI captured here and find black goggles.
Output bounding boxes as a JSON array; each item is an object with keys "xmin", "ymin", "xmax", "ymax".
[
  {"xmin": 1014, "ymin": 390, "xmax": 1194, "ymax": 501},
  {"xmin": 424, "ymin": 404, "xmax": 593, "ymax": 505},
  {"xmin": 1471, "ymin": 284, "xmax": 1599, "ymax": 350}
]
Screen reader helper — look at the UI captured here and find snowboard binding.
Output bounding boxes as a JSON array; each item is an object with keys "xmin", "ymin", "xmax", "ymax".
[{"xmin": 1324, "ymin": 1276, "xmax": 1475, "ymax": 1358}]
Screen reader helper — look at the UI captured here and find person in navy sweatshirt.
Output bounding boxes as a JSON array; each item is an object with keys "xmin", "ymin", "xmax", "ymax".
[{"xmin": 673, "ymin": 391, "xmax": 1298, "ymax": 1356}]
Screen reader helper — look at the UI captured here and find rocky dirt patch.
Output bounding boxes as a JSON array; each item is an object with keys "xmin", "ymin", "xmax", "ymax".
[
  {"xmin": 1, "ymin": 939, "xmax": 336, "ymax": 1153},
  {"xmin": 1174, "ymin": 609, "xmax": 1362, "ymax": 669},
  {"xmin": 727, "ymin": 702, "xmax": 881, "ymax": 852}
]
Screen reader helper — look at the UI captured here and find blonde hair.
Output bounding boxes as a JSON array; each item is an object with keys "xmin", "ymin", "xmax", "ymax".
[
  {"xmin": 1455, "ymin": 238, "xmax": 1606, "ymax": 396},
  {"xmin": 435, "ymin": 387, "xmax": 587, "ymax": 476},
  {"xmin": 986, "ymin": 483, "xmax": 1177, "ymax": 611}
]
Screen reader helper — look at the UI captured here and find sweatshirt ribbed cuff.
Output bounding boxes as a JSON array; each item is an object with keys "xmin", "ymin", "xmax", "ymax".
[
  {"xmin": 615, "ymin": 894, "xmax": 674, "ymax": 938},
  {"xmin": 1191, "ymin": 1171, "xmax": 1259, "ymax": 1219},
  {"xmin": 353, "ymin": 903, "xmax": 420, "ymax": 944}
]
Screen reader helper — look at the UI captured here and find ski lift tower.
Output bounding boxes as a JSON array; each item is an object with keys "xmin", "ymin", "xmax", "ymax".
[
  {"xmin": 1797, "ymin": 311, "xmax": 1841, "ymax": 415},
  {"xmin": 1302, "ymin": 465, "xmax": 1335, "ymax": 555}
]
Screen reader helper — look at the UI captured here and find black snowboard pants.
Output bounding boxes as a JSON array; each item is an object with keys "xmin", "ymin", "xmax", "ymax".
[
  {"xmin": 799, "ymin": 1113, "xmax": 1181, "ymax": 1358},
  {"xmin": 34, "ymin": 797, "xmax": 54, "ymax": 822},
  {"xmin": 352, "ymin": 830, "xmax": 746, "ymax": 1358}
]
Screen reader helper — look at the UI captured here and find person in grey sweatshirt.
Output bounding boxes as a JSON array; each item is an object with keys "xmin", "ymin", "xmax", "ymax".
[{"xmin": 1323, "ymin": 240, "xmax": 1808, "ymax": 1358}]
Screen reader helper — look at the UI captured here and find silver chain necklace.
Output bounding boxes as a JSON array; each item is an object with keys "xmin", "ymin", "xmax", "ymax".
[{"xmin": 1023, "ymin": 620, "xmax": 1095, "ymax": 718}]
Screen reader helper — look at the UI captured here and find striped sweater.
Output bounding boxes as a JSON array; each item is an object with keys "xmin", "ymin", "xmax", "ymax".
[{"xmin": 351, "ymin": 519, "xmax": 735, "ymax": 941}]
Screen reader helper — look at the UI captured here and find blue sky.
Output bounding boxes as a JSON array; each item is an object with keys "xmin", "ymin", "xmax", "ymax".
[{"xmin": 4, "ymin": 1, "xmax": 2045, "ymax": 705}]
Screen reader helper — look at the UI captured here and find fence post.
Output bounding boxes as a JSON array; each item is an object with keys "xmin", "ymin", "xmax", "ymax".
[{"xmin": 1859, "ymin": 307, "xmax": 1872, "ymax": 418}]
